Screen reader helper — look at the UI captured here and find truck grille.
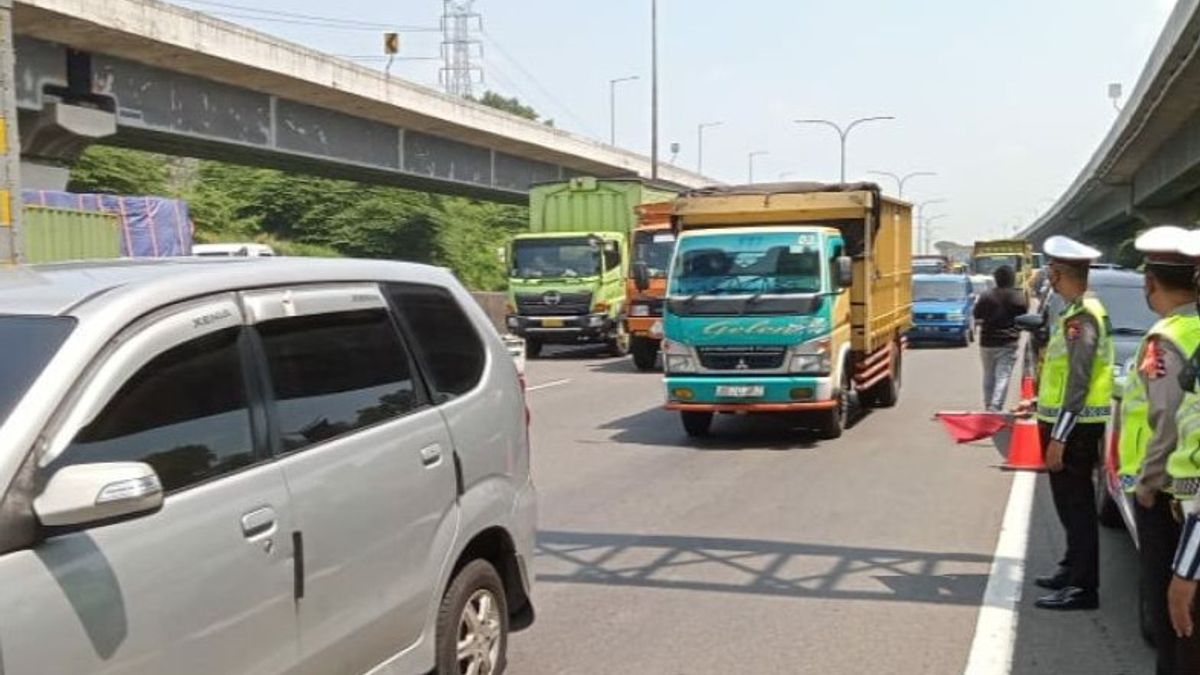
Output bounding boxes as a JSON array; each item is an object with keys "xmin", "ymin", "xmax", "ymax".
[
  {"xmin": 515, "ymin": 291, "xmax": 592, "ymax": 316},
  {"xmin": 916, "ymin": 313, "xmax": 945, "ymax": 321},
  {"xmin": 697, "ymin": 345, "xmax": 787, "ymax": 371}
]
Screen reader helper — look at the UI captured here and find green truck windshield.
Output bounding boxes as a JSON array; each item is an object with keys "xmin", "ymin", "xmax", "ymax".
[
  {"xmin": 670, "ymin": 231, "xmax": 823, "ymax": 296},
  {"xmin": 512, "ymin": 237, "xmax": 600, "ymax": 279},
  {"xmin": 0, "ymin": 316, "xmax": 75, "ymax": 429},
  {"xmin": 633, "ymin": 230, "xmax": 676, "ymax": 278}
]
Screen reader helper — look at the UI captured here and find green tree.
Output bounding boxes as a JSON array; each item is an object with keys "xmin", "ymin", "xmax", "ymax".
[{"xmin": 68, "ymin": 146, "xmax": 171, "ymax": 195}]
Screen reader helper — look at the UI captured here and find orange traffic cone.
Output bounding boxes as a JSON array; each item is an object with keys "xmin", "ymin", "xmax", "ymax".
[
  {"xmin": 1020, "ymin": 375, "xmax": 1036, "ymax": 400},
  {"xmin": 1003, "ymin": 415, "xmax": 1045, "ymax": 471}
]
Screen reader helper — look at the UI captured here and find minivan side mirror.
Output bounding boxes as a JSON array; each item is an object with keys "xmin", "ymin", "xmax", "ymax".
[
  {"xmin": 34, "ymin": 462, "xmax": 163, "ymax": 528},
  {"xmin": 632, "ymin": 262, "xmax": 651, "ymax": 292},
  {"xmin": 835, "ymin": 256, "xmax": 854, "ymax": 289},
  {"xmin": 1015, "ymin": 313, "xmax": 1045, "ymax": 332}
]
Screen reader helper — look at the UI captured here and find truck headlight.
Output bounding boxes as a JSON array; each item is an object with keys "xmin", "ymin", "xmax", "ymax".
[
  {"xmin": 587, "ymin": 315, "xmax": 606, "ymax": 327},
  {"xmin": 945, "ymin": 312, "xmax": 965, "ymax": 322},
  {"xmin": 789, "ymin": 338, "xmax": 832, "ymax": 374},
  {"xmin": 506, "ymin": 316, "xmax": 520, "ymax": 329},
  {"xmin": 630, "ymin": 304, "xmax": 651, "ymax": 317},
  {"xmin": 663, "ymin": 341, "xmax": 696, "ymax": 373}
]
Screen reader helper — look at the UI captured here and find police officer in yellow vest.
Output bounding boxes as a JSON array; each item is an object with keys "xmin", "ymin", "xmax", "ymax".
[
  {"xmin": 1164, "ymin": 229, "xmax": 1200, "ymax": 671},
  {"xmin": 1117, "ymin": 226, "xmax": 1200, "ymax": 673},
  {"xmin": 1031, "ymin": 235, "xmax": 1114, "ymax": 610}
]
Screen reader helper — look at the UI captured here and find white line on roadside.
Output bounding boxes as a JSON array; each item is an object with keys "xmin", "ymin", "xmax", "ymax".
[
  {"xmin": 527, "ymin": 378, "xmax": 571, "ymax": 392},
  {"xmin": 963, "ymin": 471, "xmax": 1037, "ymax": 675}
]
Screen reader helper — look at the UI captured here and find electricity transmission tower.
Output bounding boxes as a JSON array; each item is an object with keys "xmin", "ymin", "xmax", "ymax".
[{"xmin": 440, "ymin": 0, "xmax": 483, "ymax": 97}]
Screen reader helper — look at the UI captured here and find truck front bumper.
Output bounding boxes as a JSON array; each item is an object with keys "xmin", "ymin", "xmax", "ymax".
[
  {"xmin": 506, "ymin": 314, "xmax": 614, "ymax": 343},
  {"xmin": 664, "ymin": 374, "xmax": 837, "ymax": 411},
  {"xmin": 625, "ymin": 316, "xmax": 664, "ymax": 339}
]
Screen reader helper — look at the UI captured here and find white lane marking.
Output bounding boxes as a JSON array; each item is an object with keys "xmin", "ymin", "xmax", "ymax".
[
  {"xmin": 963, "ymin": 471, "xmax": 1036, "ymax": 675},
  {"xmin": 527, "ymin": 378, "xmax": 571, "ymax": 392}
]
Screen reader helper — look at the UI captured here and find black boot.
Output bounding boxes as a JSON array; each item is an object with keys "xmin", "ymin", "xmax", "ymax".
[{"xmin": 1035, "ymin": 586, "xmax": 1099, "ymax": 611}]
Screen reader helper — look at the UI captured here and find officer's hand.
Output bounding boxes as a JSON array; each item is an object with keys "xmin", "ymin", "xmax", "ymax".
[
  {"xmin": 1137, "ymin": 489, "xmax": 1157, "ymax": 510},
  {"xmin": 1013, "ymin": 399, "xmax": 1035, "ymax": 416},
  {"xmin": 1046, "ymin": 440, "xmax": 1066, "ymax": 472},
  {"xmin": 1169, "ymin": 576, "xmax": 1198, "ymax": 638}
]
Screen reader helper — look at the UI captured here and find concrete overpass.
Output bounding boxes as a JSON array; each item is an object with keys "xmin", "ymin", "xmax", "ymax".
[
  {"xmin": 1022, "ymin": 0, "xmax": 1200, "ymax": 253},
  {"xmin": 10, "ymin": 0, "xmax": 711, "ymax": 200}
]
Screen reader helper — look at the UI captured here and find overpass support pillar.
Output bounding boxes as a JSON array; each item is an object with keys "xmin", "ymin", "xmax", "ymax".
[
  {"xmin": 0, "ymin": 0, "xmax": 21, "ymax": 263},
  {"xmin": 18, "ymin": 101, "xmax": 118, "ymax": 191}
]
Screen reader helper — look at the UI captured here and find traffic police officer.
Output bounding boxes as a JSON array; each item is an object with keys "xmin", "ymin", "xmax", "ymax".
[
  {"xmin": 1118, "ymin": 226, "xmax": 1200, "ymax": 673},
  {"xmin": 1031, "ymin": 235, "xmax": 1115, "ymax": 610},
  {"xmin": 1165, "ymin": 229, "xmax": 1200, "ymax": 670}
]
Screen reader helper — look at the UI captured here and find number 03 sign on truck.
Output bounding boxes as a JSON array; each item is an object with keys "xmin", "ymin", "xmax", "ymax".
[{"xmin": 662, "ymin": 183, "xmax": 913, "ymax": 439}]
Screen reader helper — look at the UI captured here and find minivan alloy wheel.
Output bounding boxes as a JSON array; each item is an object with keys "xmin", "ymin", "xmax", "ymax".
[{"xmin": 458, "ymin": 589, "xmax": 503, "ymax": 675}]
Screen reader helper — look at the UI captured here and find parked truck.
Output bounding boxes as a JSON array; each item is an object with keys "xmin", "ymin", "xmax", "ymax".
[
  {"xmin": 972, "ymin": 239, "xmax": 1033, "ymax": 294},
  {"xmin": 626, "ymin": 202, "xmax": 676, "ymax": 371},
  {"xmin": 506, "ymin": 177, "xmax": 678, "ymax": 358},
  {"xmin": 662, "ymin": 182, "xmax": 913, "ymax": 440}
]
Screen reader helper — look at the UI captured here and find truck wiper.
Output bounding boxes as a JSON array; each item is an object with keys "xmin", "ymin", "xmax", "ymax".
[{"xmin": 742, "ymin": 292, "xmax": 765, "ymax": 315}]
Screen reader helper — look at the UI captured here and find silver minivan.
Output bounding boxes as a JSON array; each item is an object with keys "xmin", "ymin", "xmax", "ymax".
[{"xmin": 0, "ymin": 258, "xmax": 535, "ymax": 675}]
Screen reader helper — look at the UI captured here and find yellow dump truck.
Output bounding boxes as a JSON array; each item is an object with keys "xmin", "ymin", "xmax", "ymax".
[
  {"xmin": 662, "ymin": 182, "xmax": 913, "ymax": 439},
  {"xmin": 972, "ymin": 239, "xmax": 1034, "ymax": 294}
]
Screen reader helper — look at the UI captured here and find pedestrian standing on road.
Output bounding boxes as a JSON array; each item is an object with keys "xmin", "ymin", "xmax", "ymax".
[
  {"xmin": 1116, "ymin": 226, "xmax": 1200, "ymax": 673},
  {"xmin": 973, "ymin": 265, "xmax": 1027, "ymax": 411},
  {"xmin": 1164, "ymin": 229, "xmax": 1200, "ymax": 671},
  {"xmin": 1024, "ymin": 235, "xmax": 1114, "ymax": 611}
]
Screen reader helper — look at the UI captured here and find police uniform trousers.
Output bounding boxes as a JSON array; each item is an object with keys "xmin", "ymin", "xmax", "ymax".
[
  {"xmin": 1039, "ymin": 421, "xmax": 1103, "ymax": 591},
  {"xmin": 1139, "ymin": 495, "xmax": 1200, "ymax": 674}
]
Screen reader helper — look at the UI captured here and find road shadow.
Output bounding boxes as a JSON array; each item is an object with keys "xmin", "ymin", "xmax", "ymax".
[
  {"xmin": 587, "ymin": 358, "xmax": 645, "ymax": 375},
  {"xmin": 907, "ymin": 341, "xmax": 973, "ymax": 350},
  {"xmin": 598, "ymin": 405, "xmax": 877, "ymax": 451},
  {"xmin": 535, "ymin": 344, "xmax": 614, "ymax": 361},
  {"xmin": 1009, "ymin": 478, "xmax": 1153, "ymax": 674},
  {"xmin": 536, "ymin": 530, "xmax": 995, "ymax": 607}
]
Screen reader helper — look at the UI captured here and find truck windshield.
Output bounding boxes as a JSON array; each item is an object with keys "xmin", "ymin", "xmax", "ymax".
[
  {"xmin": 512, "ymin": 237, "xmax": 600, "ymax": 279},
  {"xmin": 914, "ymin": 279, "xmax": 969, "ymax": 301},
  {"xmin": 633, "ymin": 230, "xmax": 676, "ymax": 278},
  {"xmin": 670, "ymin": 231, "xmax": 823, "ymax": 296},
  {"xmin": 974, "ymin": 256, "xmax": 1022, "ymax": 275},
  {"xmin": 0, "ymin": 316, "xmax": 75, "ymax": 429}
]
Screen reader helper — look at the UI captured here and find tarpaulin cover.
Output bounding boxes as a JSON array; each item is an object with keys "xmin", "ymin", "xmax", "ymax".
[
  {"xmin": 934, "ymin": 411, "xmax": 1011, "ymax": 444},
  {"xmin": 22, "ymin": 190, "xmax": 193, "ymax": 257}
]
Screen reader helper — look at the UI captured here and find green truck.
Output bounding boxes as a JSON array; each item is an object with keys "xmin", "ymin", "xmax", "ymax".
[{"xmin": 506, "ymin": 177, "xmax": 677, "ymax": 358}]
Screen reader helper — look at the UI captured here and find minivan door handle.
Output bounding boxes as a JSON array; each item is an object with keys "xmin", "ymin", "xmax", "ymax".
[
  {"xmin": 241, "ymin": 507, "xmax": 277, "ymax": 539},
  {"xmin": 419, "ymin": 444, "xmax": 444, "ymax": 467}
]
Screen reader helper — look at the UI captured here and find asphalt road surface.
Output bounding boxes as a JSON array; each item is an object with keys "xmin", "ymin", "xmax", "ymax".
[{"xmin": 508, "ymin": 343, "xmax": 1154, "ymax": 675}]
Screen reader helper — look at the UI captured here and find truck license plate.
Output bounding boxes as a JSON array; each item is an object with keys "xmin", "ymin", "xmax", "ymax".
[
  {"xmin": 716, "ymin": 385, "xmax": 765, "ymax": 398},
  {"xmin": 541, "ymin": 318, "xmax": 564, "ymax": 328}
]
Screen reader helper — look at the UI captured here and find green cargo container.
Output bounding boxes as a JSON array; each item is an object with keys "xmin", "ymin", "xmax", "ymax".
[
  {"xmin": 529, "ymin": 177, "xmax": 677, "ymax": 235},
  {"xmin": 23, "ymin": 206, "xmax": 122, "ymax": 264}
]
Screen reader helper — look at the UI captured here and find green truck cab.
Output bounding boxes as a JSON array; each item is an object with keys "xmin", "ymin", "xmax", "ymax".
[
  {"xmin": 663, "ymin": 183, "xmax": 913, "ymax": 440},
  {"xmin": 506, "ymin": 177, "xmax": 677, "ymax": 358}
]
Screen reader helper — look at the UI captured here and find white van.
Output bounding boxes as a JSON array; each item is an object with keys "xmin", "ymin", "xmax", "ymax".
[
  {"xmin": 193, "ymin": 242, "xmax": 277, "ymax": 257},
  {"xmin": 0, "ymin": 257, "xmax": 535, "ymax": 675}
]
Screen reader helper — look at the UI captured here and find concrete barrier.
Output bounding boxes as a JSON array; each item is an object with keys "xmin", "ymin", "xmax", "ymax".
[{"xmin": 470, "ymin": 291, "xmax": 508, "ymax": 333}]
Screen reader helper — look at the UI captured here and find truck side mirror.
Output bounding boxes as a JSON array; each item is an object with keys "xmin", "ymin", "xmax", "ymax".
[
  {"xmin": 1015, "ymin": 313, "xmax": 1044, "ymax": 332},
  {"xmin": 835, "ymin": 256, "xmax": 853, "ymax": 289},
  {"xmin": 632, "ymin": 262, "xmax": 651, "ymax": 292}
]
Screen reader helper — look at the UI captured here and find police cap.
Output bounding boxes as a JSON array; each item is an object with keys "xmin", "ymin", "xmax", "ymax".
[
  {"xmin": 1136, "ymin": 225, "xmax": 1195, "ymax": 266},
  {"xmin": 1043, "ymin": 235, "xmax": 1101, "ymax": 266}
]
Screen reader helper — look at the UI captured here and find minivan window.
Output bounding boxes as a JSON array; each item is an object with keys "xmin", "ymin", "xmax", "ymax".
[
  {"xmin": 0, "ymin": 316, "xmax": 75, "ymax": 430},
  {"xmin": 257, "ymin": 309, "xmax": 422, "ymax": 453},
  {"xmin": 58, "ymin": 327, "xmax": 255, "ymax": 493},
  {"xmin": 387, "ymin": 284, "xmax": 486, "ymax": 399}
]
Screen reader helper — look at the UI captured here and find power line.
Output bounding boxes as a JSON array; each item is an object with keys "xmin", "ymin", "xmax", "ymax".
[
  {"xmin": 480, "ymin": 30, "xmax": 597, "ymax": 137},
  {"xmin": 175, "ymin": 0, "xmax": 439, "ymax": 32}
]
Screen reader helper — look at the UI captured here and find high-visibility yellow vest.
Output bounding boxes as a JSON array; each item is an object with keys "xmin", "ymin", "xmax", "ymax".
[
  {"xmin": 1118, "ymin": 313, "xmax": 1200, "ymax": 492},
  {"xmin": 1036, "ymin": 296, "xmax": 1114, "ymax": 424},
  {"xmin": 1170, "ymin": 346, "xmax": 1200, "ymax": 496}
]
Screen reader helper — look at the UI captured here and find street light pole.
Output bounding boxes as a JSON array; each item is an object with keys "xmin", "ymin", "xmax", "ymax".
[
  {"xmin": 916, "ymin": 199, "xmax": 946, "ymax": 255},
  {"xmin": 794, "ymin": 116, "xmax": 894, "ymax": 183},
  {"xmin": 697, "ymin": 121, "xmax": 722, "ymax": 175},
  {"xmin": 923, "ymin": 214, "xmax": 948, "ymax": 255},
  {"xmin": 650, "ymin": 0, "xmax": 659, "ymax": 179},
  {"xmin": 748, "ymin": 151, "xmax": 768, "ymax": 184},
  {"xmin": 609, "ymin": 75, "xmax": 639, "ymax": 145},
  {"xmin": 868, "ymin": 170, "xmax": 936, "ymax": 200}
]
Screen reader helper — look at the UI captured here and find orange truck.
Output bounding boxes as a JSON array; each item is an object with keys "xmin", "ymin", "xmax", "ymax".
[{"xmin": 626, "ymin": 202, "xmax": 677, "ymax": 370}]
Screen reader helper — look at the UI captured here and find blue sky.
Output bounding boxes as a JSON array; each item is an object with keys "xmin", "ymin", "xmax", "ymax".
[{"xmin": 176, "ymin": 0, "xmax": 1175, "ymax": 245}]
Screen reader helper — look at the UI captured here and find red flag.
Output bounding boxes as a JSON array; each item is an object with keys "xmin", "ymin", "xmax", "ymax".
[{"xmin": 935, "ymin": 412, "xmax": 1011, "ymax": 444}]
